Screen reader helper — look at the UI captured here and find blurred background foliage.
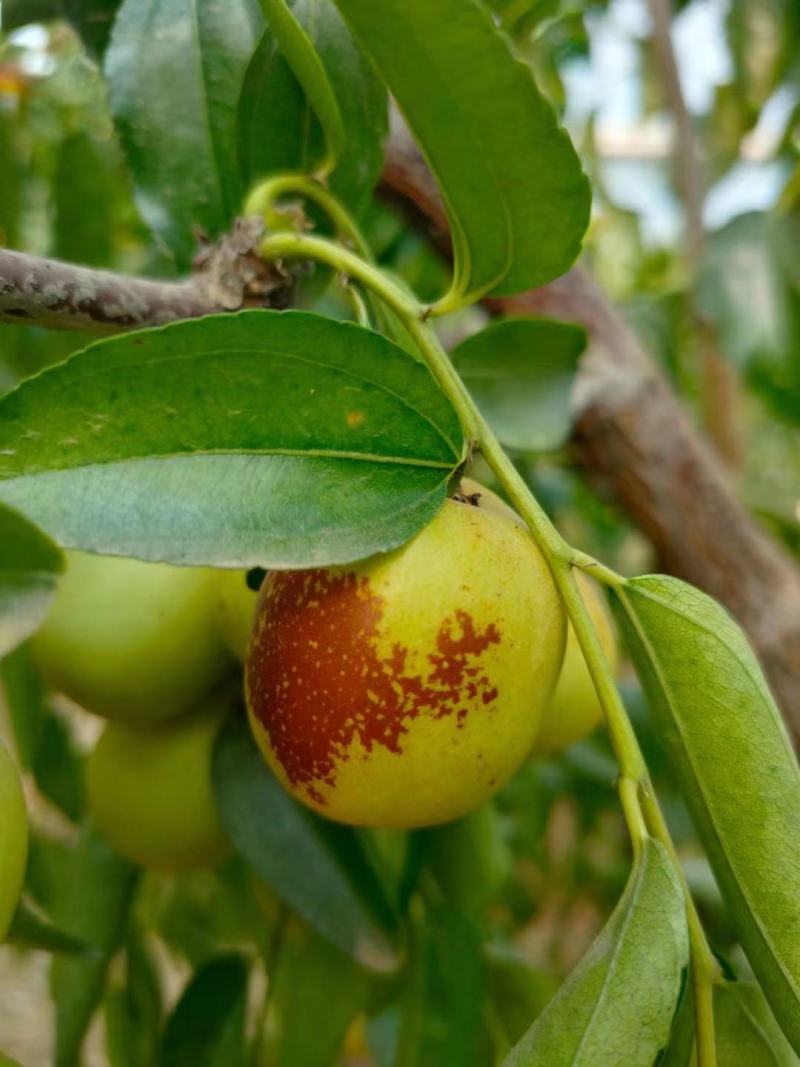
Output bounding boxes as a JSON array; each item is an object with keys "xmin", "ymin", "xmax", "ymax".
[{"xmin": 0, "ymin": 0, "xmax": 798, "ymax": 1063}]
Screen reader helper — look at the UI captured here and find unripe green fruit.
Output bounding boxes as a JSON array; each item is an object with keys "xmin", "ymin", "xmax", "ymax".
[
  {"xmin": 0, "ymin": 741, "xmax": 28, "ymax": 940},
  {"xmin": 32, "ymin": 551, "xmax": 231, "ymax": 723},
  {"xmin": 87, "ymin": 704, "xmax": 231, "ymax": 872},
  {"xmin": 533, "ymin": 571, "xmax": 618, "ymax": 755},
  {"xmin": 214, "ymin": 569, "xmax": 260, "ymax": 662},
  {"xmin": 246, "ymin": 482, "xmax": 566, "ymax": 828}
]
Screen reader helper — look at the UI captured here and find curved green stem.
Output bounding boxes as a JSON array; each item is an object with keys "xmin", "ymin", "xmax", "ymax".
[
  {"xmin": 246, "ymin": 174, "xmax": 372, "ymax": 259},
  {"xmin": 258, "ymin": 229, "xmax": 719, "ymax": 1062}
]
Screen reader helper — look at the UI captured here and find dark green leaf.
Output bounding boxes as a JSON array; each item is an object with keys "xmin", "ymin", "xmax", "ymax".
[
  {"xmin": 271, "ymin": 924, "xmax": 369, "ymax": 1067},
  {"xmin": 32, "ymin": 712, "xmax": 86, "ymax": 824},
  {"xmin": 423, "ymin": 803, "xmax": 511, "ymax": 923},
  {"xmin": 332, "ymin": 0, "xmax": 590, "ymax": 301},
  {"xmin": 451, "ymin": 319, "xmax": 586, "ymax": 451},
  {"xmin": 7, "ymin": 896, "xmax": 93, "ymax": 956},
  {"xmin": 212, "ymin": 715, "xmax": 399, "ymax": 972},
  {"xmin": 0, "ymin": 310, "xmax": 463, "ymax": 567},
  {"xmin": 104, "ymin": 0, "xmax": 263, "ymax": 266},
  {"xmin": 51, "ymin": 822, "xmax": 138, "ymax": 1067},
  {"xmin": 1, "ymin": 648, "xmax": 85, "ymax": 821},
  {"xmin": 0, "ymin": 503, "xmax": 64, "ymax": 659},
  {"xmin": 54, "ymin": 133, "xmax": 115, "ymax": 267},
  {"xmin": 396, "ymin": 906, "xmax": 485, "ymax": 1067},
  {"xmin": 614, "ymin": 575, "xmax": 800, "ymax": 1055},
  {"xmin": 104, "ymin": 922, "xmax": 162, "ymax": 1067},
  {"xmin": 486, "ymin": 947, "xmax": 558, "ymax": 1054},
  {"xmin": 258, "ymin": 0, "xmax": 344, "ymax": 173},
  {"xmin": 238, "ymin": 0, "xmax": 387, "ymax": 215},
  {"xmin": 0, "ymin": 111, "xmax": 21, "ymax": 250},
  {"xmin": 239, "ymin": 34, "xmax": 309, "ymax": 185},
  {"xmin": 503, "ymin": 838, "xmax": 688, "ymax": 1067},
  {"xmin": 63, "ymin": 0, "xmax": 122, "ymax": 56},
  {"xmin": 1, "ymin": 644, "xmax": 46, "ymax": 769},
  {"xmin": 157, "ymin": 955, "xmax": 248, "ymax": 1067}
]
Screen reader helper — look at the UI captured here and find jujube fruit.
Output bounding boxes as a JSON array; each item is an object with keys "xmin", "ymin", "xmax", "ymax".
[
  {"xmin": 246, "ymin": 482, "xmax": 566, "ymax": 828},
  {"xmin": 33, "ymin": 551, "xmax": 231, "ymax": 723},
  {"xmin": 0, "ymin": 740, "xmax": 28, "ymax": 940},
  {"xmin": 533, "ymin": 571, "xmax": 618, "ymax": 755},
  {"xmin": 86, "ymin": 703, "xmax": 231, "ymax": 872}
]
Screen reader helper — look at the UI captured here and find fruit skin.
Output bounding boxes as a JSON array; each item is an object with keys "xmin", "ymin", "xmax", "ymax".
[
  {"xmin": 87, "ymin": 704, "xmax": 231, "ymax": 872},
  {"xmin": 532, "ymin": 571, "xmax": 618, "ymax": 755},
  {"xmin": 246, "ymin": 483, "xmax": 566, "ymax": 828},
  {"xmin": 214, "ymin": 569, "xmax": 260, "ymax": 662},
  {"xmin": 32, "ymin": 551, "xmax": 231, "ymax": 723},
  {"xmin": 0, "ymin": 740, "xmax": 28, "ymax": 940}
]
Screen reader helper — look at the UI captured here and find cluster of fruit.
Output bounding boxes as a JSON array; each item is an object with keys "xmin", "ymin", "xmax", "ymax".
[{"xmin": 3, "ymin": 480, "xmax": 617, "ymax": 899}]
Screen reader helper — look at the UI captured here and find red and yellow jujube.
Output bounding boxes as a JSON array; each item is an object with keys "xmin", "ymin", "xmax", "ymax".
[{"xmin": 246, "ymin": 481, "xmax": 566, "ymax": 828}]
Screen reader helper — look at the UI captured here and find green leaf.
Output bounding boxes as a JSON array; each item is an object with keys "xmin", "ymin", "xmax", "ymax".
[
  {"xmin": 54, "ymin": 133, "xmax": 116, "ymax": 267},
  {"xmin": 503, "ymin": 838, "xmax": 688, "ymax": 1067},
  {"xmin": 1, "ymin": 648, "xmax": 85, "ymax": 822},
  {"xmin": 714, "ymin": 981, "xmax": 795, "ymax": 1066},
  {"xmin": 63, "ymin": 0, "xmax": 123, "ymax": 56},
  {"xmin": 732, "ymin": 982, "xmax": 800, "ymax": 1067},
  {"xmin": 423, "ymin": 802, "xmax": 511, "ymax": 923},
  {"xmin": 212, "ymin": 714, "xmax": 399, "ymax": 972},
  {"xmin": 105, "ymin": 923, "xmax": 162, "ymax": 1067},
  {"xmin": 157, "ymin": 955, "xmax": 249, "ymax": 1067},
  {"xmin": 51, "ymin": 823, "xmax": 138, "ymax": 1067},
  {"xmin": 0, "ymin": 111, "xmax": 21, "ymax": 250},
  {"xmin": 1, "ymin": 645, "xmax": 46, "ymax": 769},
  {"xmin": 32, "ymin": 712, "xmax": 86, "ymax": 824},
  {"xmin": 0, "ymin": 504, "xmax": 64, "ymax": 659},
  {"xmin": 257, "ymin": 0, "xmax": 344, "ymax": 174},
  {"xmin": 7, "ymin": 896, "xmax": 93, "ymax": 956},
  {"xmin": 614, "ymin": 575, "xmax": 800, "ymax": 1055},
  {"xmin": 661, "ymin": 980, "xmax": 800, "ymax": 1066},
  {"xmin": 332, "ymin": 0, "xmax": 590, "ymax": 301},
  {"xmin": 0, "ymin": 310, "xmax": 463, "ymax": 568},
  {"xmin": 271, "ymin": 924, "xmax": 369, "ymax": 1067},
  {"xmin": 104, "ymin": 0, "xmax": 263, "ymax": 266},
  {"xmin": 486, "ymin": 947, "xmax": 558, "ymax": 1054},
  {"xmin": 451, "ymin": 319, "xmax": 586, "ymax": 451},
  {"xmin": 238, "ymin": 0, "xmax": 387, "ymax": 215},
  {"xmin": 696, "ymin": 213, "xmax": 790, "ymax": 370},
  {"xmin": 396, "ymin": 906, "xmax": 485, "ymax": 1067}
]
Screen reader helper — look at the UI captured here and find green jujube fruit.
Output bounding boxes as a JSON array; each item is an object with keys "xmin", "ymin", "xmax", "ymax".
[
  {"xmin": 33, "ymin": 551, "xmax": 231, "ymax": 723},
  {"xmin": 87, "ymin": 704, "xmax": 231, "ymax": 872}
]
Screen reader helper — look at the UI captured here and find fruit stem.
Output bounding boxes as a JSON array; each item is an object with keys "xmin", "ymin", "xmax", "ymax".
[{"xmin": 257, "ymin": 231, "xmax": 721, "ymax": 1047}]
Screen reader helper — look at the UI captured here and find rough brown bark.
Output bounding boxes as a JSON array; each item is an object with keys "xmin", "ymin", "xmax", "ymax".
[
  {"xmin": 380, "ymin": 125, "xmax": 800, "ymax": 736},
  {"xmin": 0, "ymin": 218, "xmax": 291, "ymax": 334}
]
